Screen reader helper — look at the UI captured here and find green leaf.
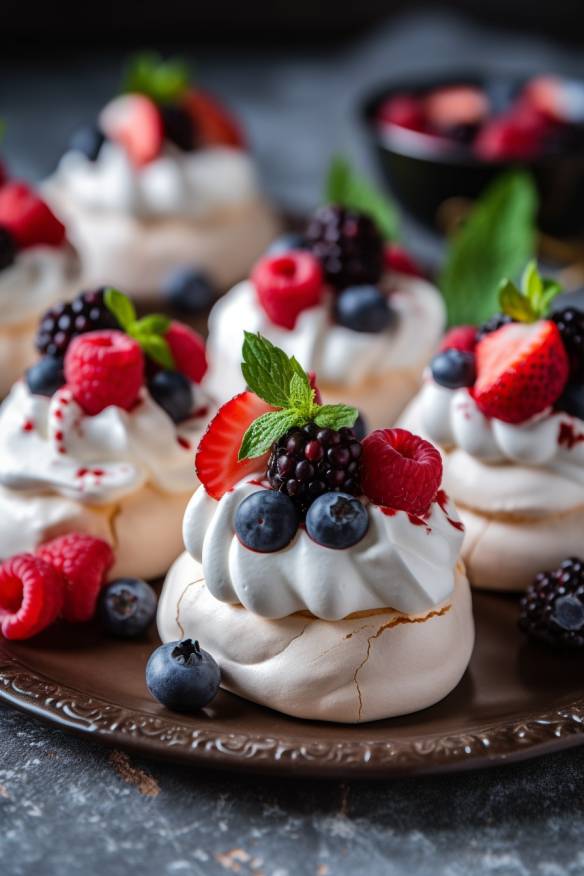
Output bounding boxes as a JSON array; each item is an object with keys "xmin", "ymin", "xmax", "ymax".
[
  {"xmin": 104, "ymin": 288, "xmax": 136, "ymax": 331},
  {"xmin": 324, "ymin": 155, "xmax": 399, "ymax": 240},
  {"xmin": 540, "ymin": 279, "xmax": 563, "ymax": 312},
  {"xmin": 241, "ymin": 332, "xmax": 308, "ymax": 408},
  {"xmin": 498, "ymin": 279, "xmax": 537, "ymax": 323},
  {"xmin": 313, "ymin": 404, "xmax": 359, "ymax": 430},
  {"xmin": 131, "ymin": 331, "xmax": 175, "ymax": 370},
  {"xmin": 522, "ymin": 260, "xmax": 543, "ymax": 305},
  {"xmin": 288, "ymin": 371, "xmax": 314, "ymax": 415},
  {"xmin": 123, "ymin": 52, "xmax": 190, "ymax": 104},
  {"xmin": 238, "ymin": 410, "xmax": 300, "ymax": 460},
  {"xmin": 132, "ymin": 314, "xmax": 171, "ymax": 336},
  {"xmin": 439, "ymin": 171, "xmax": 538, "ymax": 326}
]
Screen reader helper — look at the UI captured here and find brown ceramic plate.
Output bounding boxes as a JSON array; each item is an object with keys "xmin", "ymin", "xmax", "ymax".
[{"xmin": 1, "ymin": 590, "xmax": 584, "ymax": 778}]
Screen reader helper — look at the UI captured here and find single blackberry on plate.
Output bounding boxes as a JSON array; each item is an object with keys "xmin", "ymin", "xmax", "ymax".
[
  {"xmin": 36, "ymin": 288, "xmax": 119, "ymax": 357},
  {"xmin": 306, "ymin": 205, "xmax": 384, "ymax": 291},
  {"xmin": 476, "ymin": 312, "xmax": 513, "ymax": 340},
  {"xmin": 267, "ymin": 422, "xmax": 362, "ymax": 515},
  {"xmin": 519, "ymin": 557, "xmax": 584, "ymax": 648},
  {"xmin": 551, "ymin": 307, "xmax": 584, "ymax": 380}
]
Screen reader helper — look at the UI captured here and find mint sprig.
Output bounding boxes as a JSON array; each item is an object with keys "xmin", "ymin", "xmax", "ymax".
[
  {"xmin": 238, "ymin": 332, "xmax": 358, "ymax": 460},
  {"xmin": 439, "ymin": 171, "xmax": 538, "ymax": 327},
  {"xmin": 123, "ymin": 52, "xmax": 190, "ymax": 104},
  {"xmin": 498, "ymin": 261, "xmax": 562, "ymax": 323},
  {"xmin": 325, "ymin": 155, "xmax": 400, "ymax": 240},
  {"xmin": 104, "ymin": 288, "xmax": 175, "ymax": 370}
]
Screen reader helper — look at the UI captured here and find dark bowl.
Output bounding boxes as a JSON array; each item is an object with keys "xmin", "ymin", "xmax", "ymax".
[{"xmin": 361, "ymin": 72, "xmax": 584, "ymax": 240}]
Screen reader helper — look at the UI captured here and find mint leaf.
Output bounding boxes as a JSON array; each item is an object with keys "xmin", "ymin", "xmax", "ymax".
[
  {"xmin": 104, "ymin": 288, "xmax": 136, "ymax": 331},
  {"xmin": 123, "ymin": 52, "xmax": 190, "ymax": 103},
  {"xmin": 499, "ymin": 279, "xmax": 537, "ymax": 323},
  {"xmin": 288, "ymin": 371, "xmax": 314, "ymax": 417},
  {"xmin": 238, "ymin": 410, "xmax": 300, "ymax": 460},
  {"xmin": 324, "ymin": 155, "xmax": 399, "ymax": 240},
  {"xmin": 313, "ymin": 404, "xmax": 358, "ymax": 430},
  {"xmin": 522, "ymin": 260, "xmax": 543, "ymax": 308},
  {"xmin": 541, "ymin": 279, "xmax": 562, "ymax": 312},
  {"xmin": 439, "ymin": 172, "xmax": 537, "ymax": 326},
  {"xmin": 133, "ymin": 314, "xmax": 171, "ymax": 336},
  {"xmin": 132, "ymin": 331, "xmax": 175, "ymax": 370},
  {"xmin": 242, "ymin": 332, "xmax": 304, "ymax": 408}
]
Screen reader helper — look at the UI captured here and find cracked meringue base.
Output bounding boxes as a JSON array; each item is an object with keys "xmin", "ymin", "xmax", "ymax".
[
  {"xmin": 0, "ymin": 484, "xmax": 192, "ymax": 581},
  {"xmin": 158, "ymin": 553, "xmax": 474, "ymax": 723},
  {"xmin": 46, "ymin": 191, "xmax": 280, "ymax": 301}
]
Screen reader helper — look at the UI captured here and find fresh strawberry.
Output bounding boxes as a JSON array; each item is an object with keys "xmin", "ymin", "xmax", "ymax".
[
  {"xmin": 474, "ymin": 109, "xmax": 548, "ymax": 162},
  {"xmin": 425, "ymin": 85, "xmax": 489, "ymax": 130},
  {"xmin": 474, "ymin": 321, "xmax": 569, "ymax": 424},
  {"xmin": 384, "ymin": 243, "xmax": 424, "ymax": 279},
  {"xmin": 100, "ymin": 94, "xmax": 164, "ymax": 166},
  {"xmin": 0, "ymin": 182, "xmax": 66, "ymax": 249},
  {"xmin": 165, "ymin": 321, "xmax": 207, "ymax": 384},
  {"xmin": 252, "ymin": 251, "xmax": 324, "ymax": 330},
  {"xmin": 377, "ymin": 95, "xmax": 426, "ymax": 132},
  {"xmin": 361, "ymin": 429, "xmax": 443, "ymax": 517},
  {"xmin": 0, "ymin": 554, "xmax": 65, "ymax": 640},
  {"xmin": 182, "ymin": 89, "xmax": 245, "ymax": 148},
  {"xmin": 195, "ymin": 391, "xmax": 274, "ymax": 499},
  {"xmin": 439, "ymin": 325, "xmax": 478, "ymax": 353},
  {"xmin": 37, "ymin": 534, "xmax": 114, "ymax": 623},
  {"xmin": 64, "ymin": 330, "xmax": 144, "ymax": 416}
]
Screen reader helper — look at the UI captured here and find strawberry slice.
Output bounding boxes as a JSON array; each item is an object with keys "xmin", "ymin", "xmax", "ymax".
[
  {"xmin": 100, "ymin": 94, "xmax": 164, "ymax": 167},
  {"xmin": 182, "ymin": 89, "xmax": 245, "ymax": 148},
  {"xmin": 195, "ymin": 392, "xmax": 274, "ymax": 499},
  {"xmin": 474, "ymin": 321, "xmax": 569, "ymax": 424},
  {"xmin": 0, "ymin": 182, "xmax": 66, "ymax": 249}
]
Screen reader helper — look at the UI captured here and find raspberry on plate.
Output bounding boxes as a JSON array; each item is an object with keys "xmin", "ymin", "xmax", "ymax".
[
  {"xmin": 252, "ymin": 251, "xmax": 324, "ymax": 330},
  {"xmin": 165, "ymin": 321, "xmax": 207, "ymax": 384},
  {"xmin": 0, "ymin": 182, "xmax": 66, "ymax": 250},
  {"xmin": 361, "ymin": 428, "xmax": 443, "ymax": 516},
  {"xmin": 0, "ymin": 554, "xmax": 65, "ymax": 640},
  {"xmin": 64, "ymin": 329, "xmax": 145, "ymax": 416},
  {"xmin": 37, "ymin": 533, "xmax": 114, "ymax": 623},
  {"xmin": 474, "ymin": 320, "xmax": 569, "ymax": 424}
]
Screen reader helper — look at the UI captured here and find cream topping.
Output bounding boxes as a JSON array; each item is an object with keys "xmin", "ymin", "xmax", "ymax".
[{"xmin": 0, "ymin": 245, "xmax": 79, "ymax": 325}]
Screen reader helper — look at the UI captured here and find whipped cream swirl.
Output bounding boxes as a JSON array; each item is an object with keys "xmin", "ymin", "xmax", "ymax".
[
  {"xmin": 204, "ymin": 274, "xmax": 445, "ymax": 403},
  {"xmin": 0, "ymin": 381, "xmax": 213, "ymax": 504},
  {"xmin": 0, "ymin": 245, "xmax": 79, "ymax": 325},
  {"xmin": 182, "ymin": 477, "xmax": 464, "ymax": 620},
  {"xmin": 51, "ymin": 143, "xmax": 260, "ymax": 220}
]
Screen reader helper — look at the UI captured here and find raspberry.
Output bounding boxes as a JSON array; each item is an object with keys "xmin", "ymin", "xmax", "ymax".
[
  {"xmin": 267, "ymin": 423, "xmax": 362, "ymax": 516},
  {"xmin": 37, "ymin": 533, "xmax": 114, "ymax": 623},
  {"xmin": 252, "ymin": 251, "xmax": 324, "ymax": 330},
  {"xmin": 477, "ymin": 312, "xmax": 514, "ymax": 340},
  {"xmin": 36, "ymin": 288, "xmax": 119, "ymax": 358},
  {"xmin": 439, "ymin": 325, "xmax": 478, "ymax": 353},
  {"xmin": 165, "ymin": 321, "xmax": 207, "ymax": 384},
  {"xmin": 306, "ymin": 205, "xmax": 384, "ymax": 291},
  {"xmin": 519, "ymin": 558, "xmax": 584, "ymax": 648},
  {"xmin": 0, "ymin": 182, "xmax": 66, "ymax": 249},
  {"xmin": 361, "ymin": 428, "xmax": 443, "ymax": 516},
  {"xmin": 64, "ymin": 330, "xmax": 144, "ymax": 416},
  {"xmin": 551, "ymin": 307, "xmax": 584, "ymax": 381},
  {"xmin": 377, "ymin": 95, "xmax": 426, "ymax": 132},
  {"xmin": 0, "ymin": 554, "xmax": 65, "ymax": 640}
]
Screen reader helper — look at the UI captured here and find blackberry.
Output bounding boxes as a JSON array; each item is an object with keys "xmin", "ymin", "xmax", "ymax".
[
  {"xmin": 0, "ymin": 225, "xmax": 17, "ymax": 271},
  {"xmin": 267, "ymin": 423, "xmax": 362, "ymax": 516},
  {"xmin": 36, "ymin": 288, "xmax": 119, "ymax": 357},
  {"xmin": 519, "ymin": 558, "xmax": 584, "ymax": 649},
  {"xmin": 306, "ymin": 205, "xmax": 384, "ymax": 291},
  {"xmin": 160, "ymin": 103, "xmax": 197, "ymax": 151},
  {"xmin": 477, "ymin": 312, "xmax": 513, "ymax": 340},
  {"xmin": 551, "ymin": 307, "xmax": 584, "ymax": 380}
]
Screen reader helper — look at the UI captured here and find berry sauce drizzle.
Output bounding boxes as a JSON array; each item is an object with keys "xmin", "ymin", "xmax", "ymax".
[{"xmin": 558, "ymin": 421, "xmax": 584, "ymax": 450}]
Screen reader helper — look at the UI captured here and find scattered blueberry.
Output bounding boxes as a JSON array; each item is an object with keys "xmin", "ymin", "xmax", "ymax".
[
  {"xmin": 335, "ymin": 286, "xmax": 394, "ymax": 334},
  {"xmin": 26, "ymin": 356, "xmax": 65, "ymax": 397},
  {"xmin": 265, "ymin": 233, "xmax": 309, "ymax": 256},
  {"xmin": 431, "ymin": 349, "xmax": 476, "ymax": 389},
  {"xmin": 148, "ymin": 370, "xmax": 193, "ymax": 422},
  {"xmin": 146, "ymin": 638, "xmax": 221, "ymax": 712},
  {"xmin": 162, "ymin": 267, "xmax": 215, "ymax": 314},
  {"xmin": 306, "ymin": 492, "xmax": 369, "ymax": 549},
  {"xmin": 556, "ymin": 382, "xmax": 584, "ymax": 419},
  {"xmin": 0, "ymin": 226, "xmax": 17, "ymax": 271},
  {"xmin": 68, "ymin": 125, "xmax": 106, "ymax": 162},
  {"xmin": 99, "ymin": 578, "xmax": 157, "ymax": 638},
  {"xmin": 352, "ymin": 411, "xmax": 368, "ymax": 441},
  {"xmin": 235, "ymin": 490, "xmax": 299, "ymax": 552},
  {"xmin": 160, "ymin": 104, "xmax": 196, "ymax": 151}
]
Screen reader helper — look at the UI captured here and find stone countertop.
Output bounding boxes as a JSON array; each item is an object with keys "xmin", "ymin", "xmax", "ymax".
[{"xmin": 2, "ymin": 11, "xmax": 584, "ymax": 875}]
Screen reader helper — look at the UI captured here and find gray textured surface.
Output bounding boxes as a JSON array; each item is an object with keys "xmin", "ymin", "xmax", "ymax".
[{"xmin": 2, "ymin": 11, "xmax": 584, "ymax": 874}]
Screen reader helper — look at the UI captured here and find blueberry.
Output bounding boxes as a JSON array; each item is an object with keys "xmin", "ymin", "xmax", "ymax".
[
  {"xmin": 26, "ymin": 356, "xmax": 65, "ymax": 397},
  {"xmin": 159, "ymin": 103, "xmax": 196, "ymax": 151},
  {"xmin": 556, "ymin": 382, "xmax": 584, "ymax": 419},
  {"xmin": 352, "ymin": 411, "xmax": 368, "ymax": 441},
  {"xmin": 335, "ymin": 286, "xmax": 394, "ymax": 334},
  {"xmin": 0, "ymin": 226, "xmax": 17, "ymax": 271},
  {"xmin": 99, "ymin": 578, "xmax": 157, "ymax": 639},
  {"xmin": 162, "ymin": 267, "xmax": 215, "ymax": 314},
  {"xmin": 552, "ymin": 595, "xmax": 584, "ymax": 632},
  {"xmin": 265, "ymin": 233, "xmax": 309, "ymax": 256},
  {"xmin": 431, "ymin": 349, "xmax": 476, "ymax": 389},
  {"xmin": 235, "ymin": 490, "xmax": 298, "ymax": 552},
  {"xmin": 306, "ymin": 492, "xmax": 369, "ymax": 549},
  {"xmin": 68, "ymin": 125, "xmax": 106, "ymax": 162},
  {"xmin": 148, "ymin": 370, "xmax": 193, "ymax": 422},
  {"xmin": 146, "ymin": 639, "xmax": 221, "ymax": 712}
]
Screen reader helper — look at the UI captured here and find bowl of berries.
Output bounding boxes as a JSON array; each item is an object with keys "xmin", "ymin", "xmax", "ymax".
[{"xmin": 362, "ymin": 72, "xmax": 584, "ymax": 238}]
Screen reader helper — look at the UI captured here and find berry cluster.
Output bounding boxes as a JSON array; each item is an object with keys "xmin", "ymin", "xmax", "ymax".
[
  {"xmin": 36, "ymin": 288, "xmax": 118, "ymax": 358},
  {"xmin": 0, "ymin": 181, "xmax": 66, "ymax": 273},
  {"xmin": 306, "ymin": 205, "xmax": 384, "ymax": 290},
  {"xmin": 519, "ymin": 558, "xmax": 584, "ymax": 648}
]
